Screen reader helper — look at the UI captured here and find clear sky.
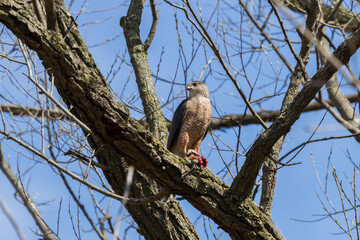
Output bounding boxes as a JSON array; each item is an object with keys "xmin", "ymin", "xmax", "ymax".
[{"xmin": 1, "ymin": 1, "xmax": 360, "ymax": 240}]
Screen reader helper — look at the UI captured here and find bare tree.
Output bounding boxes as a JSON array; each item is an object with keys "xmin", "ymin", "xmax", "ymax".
[{"xmin": 0, "ymin": 0, "xmax": 360, "ymax": 239}]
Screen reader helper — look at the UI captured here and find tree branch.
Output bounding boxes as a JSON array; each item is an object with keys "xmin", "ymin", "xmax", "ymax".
[
  {"xmin": 1, "ymin": 93, "xmax": 358, "ymax": 131},
  {"xmin": 319, "ymin": 28, "xmax": 360, "ymax": 142}
]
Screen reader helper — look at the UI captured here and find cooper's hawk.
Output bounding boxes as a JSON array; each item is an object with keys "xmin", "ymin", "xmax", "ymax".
[{"xmin": 167, "ymin": 81, "xmax": 212, "ymax": 166}]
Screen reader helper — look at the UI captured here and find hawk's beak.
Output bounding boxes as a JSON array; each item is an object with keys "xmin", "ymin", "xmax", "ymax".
[{"xmin": 187, "ymin": 84, "xmax": 193, "ymax": 90}]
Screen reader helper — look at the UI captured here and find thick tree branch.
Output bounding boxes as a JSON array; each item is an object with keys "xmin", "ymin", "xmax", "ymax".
[
  {"xmin": 326, "ymin": 76, "xmax": 360, "ymax": 140},
  {"xmin": 230, "ymin": 26, "xmax": 360, "ymax": 200}
]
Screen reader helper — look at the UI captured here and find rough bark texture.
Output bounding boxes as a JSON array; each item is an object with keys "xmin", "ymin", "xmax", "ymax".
[{"xmin": 1, "ymin": 0, "xmax": 360, "ymax": 239}]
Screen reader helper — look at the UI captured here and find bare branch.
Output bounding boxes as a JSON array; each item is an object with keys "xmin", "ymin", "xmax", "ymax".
[
  {"xmin": 25, "ymin": 74, "xmax": 92, "ymax": 134},
  {"xmin": 1, "ymin": 92, "xmax": 359, "ymax": 131},
  {"xmin": 269, "ymin": 0, "xmax": 309, "ymax": 81},
  {"xmin": 319, "ymin": 29, "xmax": 360, "ymax": 142},
  {"xmin": 65, "ymin": 149, "xmax": 110, "ymax": 171},
  {"xmin": 0, "ymin": 104, "xmax": 67, "ymax": 120},
  {"xmin": 280, "ymin": 132, "xmax": 360, "ymax": 163},
  {"xmin": 285, "ymin": 0, "xmax": 360, "ymax": 33}
]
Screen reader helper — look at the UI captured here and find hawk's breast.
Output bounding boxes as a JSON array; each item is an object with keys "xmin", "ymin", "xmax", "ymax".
[{"xmin": 182, "ymin": 96, "xmax": 212, "ymax": 146}]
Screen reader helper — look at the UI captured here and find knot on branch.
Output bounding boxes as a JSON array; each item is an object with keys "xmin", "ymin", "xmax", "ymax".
[{"xmin": 120, "ymin": 15, "xmax": 140, "ymax": 29}]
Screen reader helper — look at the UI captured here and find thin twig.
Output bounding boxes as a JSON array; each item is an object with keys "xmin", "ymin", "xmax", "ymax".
[
  {"xmin": 268, "ymin": 0, "xmax": 309, "ymax": 81},
  {"xmin": 332, "ymin": 167, "xmax": 354, "ymax": 239},
  {"xmin": 280, "ymin": 132, "xmax": 360, "ymax": 163},
  {"xmin": 113, "ymin": 166, "xmax": 135, "ymax": 240},
  {"xmin": 65, "ymin": 149, "xmax": 110, "ymax": 171}
]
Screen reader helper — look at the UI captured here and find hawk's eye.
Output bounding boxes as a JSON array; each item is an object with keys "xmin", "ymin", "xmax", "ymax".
[{"xmin": 193, "ymin": 83, "xmax": 197, "ymax": 87}]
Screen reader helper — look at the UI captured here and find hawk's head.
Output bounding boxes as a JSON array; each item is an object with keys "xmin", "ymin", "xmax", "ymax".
[{"xmin": 187, "ymin": 81, "xmax": 209, "ymax": 98}]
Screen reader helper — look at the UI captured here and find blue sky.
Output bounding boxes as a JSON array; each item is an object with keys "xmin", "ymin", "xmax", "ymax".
[{"xmin": 1, "ymin": 0, "xmax": 360, "ymax": 239}]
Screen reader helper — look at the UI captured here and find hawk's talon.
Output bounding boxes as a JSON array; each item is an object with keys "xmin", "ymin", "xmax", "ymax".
[{"xmin": 186, "ymin": 149, "xmax": 200, "ymax": 158}]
